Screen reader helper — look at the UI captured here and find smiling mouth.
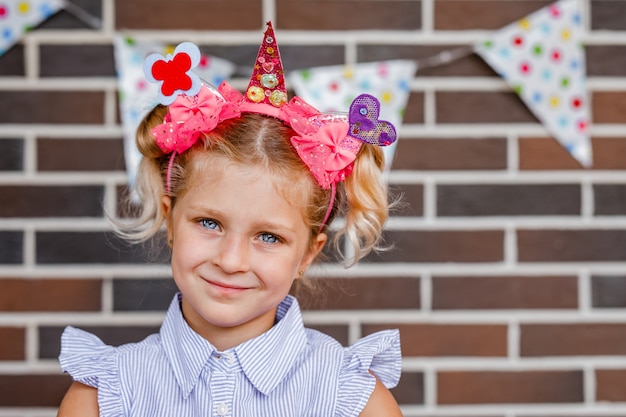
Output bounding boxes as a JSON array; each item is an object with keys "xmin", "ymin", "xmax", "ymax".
[{"xmin": 204, "ymin": 279, "xmax": 250, "ymax": 292}]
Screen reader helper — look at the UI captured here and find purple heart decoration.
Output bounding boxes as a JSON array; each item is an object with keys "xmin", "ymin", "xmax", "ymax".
[{"xmin": 348, "ymin": 94, "xmax": 397, "ymax": 146}]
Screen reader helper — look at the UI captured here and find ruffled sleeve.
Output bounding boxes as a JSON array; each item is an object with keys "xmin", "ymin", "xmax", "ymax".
[
  {"xmin": 335, "ymin": 329, "xmax": 401, "ymax": 417},
  {"xmin": 59, "ymin": 326, "xmax": 125, "ymax": 417}
]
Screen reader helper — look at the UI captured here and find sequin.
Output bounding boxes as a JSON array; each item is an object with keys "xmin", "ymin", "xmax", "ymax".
[
  {"xmin": 269, "ymin": 90, "xmax": 287, "ymax": 107},
  {"xmin": 246, "ymin": 86, "xmax": 264, "ymax": 103},
  {"xmin": 266, "ymin": 36, "xmax": 273, "ymax": 44},
  {"xmin": 266, "ymin": 47, "xmax": 275, "ymax": 54},
  {"xmin": 261, "ymin": 74, "xmax": 278, "ymax": 89}
]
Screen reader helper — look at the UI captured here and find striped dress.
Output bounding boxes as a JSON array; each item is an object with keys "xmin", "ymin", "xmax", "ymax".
[{"xmin": 60, "ymin": 294, "xmax": 401, "ymax": 417}]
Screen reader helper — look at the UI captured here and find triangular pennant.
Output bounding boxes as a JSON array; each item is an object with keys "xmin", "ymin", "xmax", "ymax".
[
  {"xmin": 475, "ymin": 0, "xmax": 591, "ymax": 167},
  {"xmin": 114, "ymin": 35, "xmax": 236, "ymax": 188},
  {"xmin": 0, "ymin": 0, "xmax": 64, "ymax": 56},
  {"xmin": 288, "ymin": 60, "xmax": 416, "ymax": 174}
]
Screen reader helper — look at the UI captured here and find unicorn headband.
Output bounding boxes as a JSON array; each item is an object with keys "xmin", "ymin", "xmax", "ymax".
[{"xmin": 143, "ymin": 22, "xmax": 397, "ymax": 229}]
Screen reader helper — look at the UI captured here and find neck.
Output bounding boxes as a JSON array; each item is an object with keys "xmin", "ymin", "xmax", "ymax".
[{"xmin": 180, "ymin": 298, "xmax": 278, "ymax": 351}]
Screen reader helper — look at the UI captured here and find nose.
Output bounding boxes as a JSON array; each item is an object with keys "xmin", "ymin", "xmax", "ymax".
[{"xmin": 212, "ymin": 233, "xmax": 250, "ymax": 274}]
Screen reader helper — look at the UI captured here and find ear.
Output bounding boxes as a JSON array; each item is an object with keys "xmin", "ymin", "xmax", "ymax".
[
  {"xmin": 161, "ymin": 195, "xmax": 173, "ymax": 245},
  {"xmin": 297, "ymin": 233, "xmax": 327, "ymax": 278}
]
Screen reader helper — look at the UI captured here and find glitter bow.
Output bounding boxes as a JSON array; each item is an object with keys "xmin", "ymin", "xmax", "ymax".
[{"xmin": 151, "ymin": 84, "xmax": 240, "ymax": 154}]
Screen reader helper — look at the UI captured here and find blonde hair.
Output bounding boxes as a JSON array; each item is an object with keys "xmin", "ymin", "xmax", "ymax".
[{"xmin": 114, "ymin": 106, "xmax": 390, "ymax": 267}]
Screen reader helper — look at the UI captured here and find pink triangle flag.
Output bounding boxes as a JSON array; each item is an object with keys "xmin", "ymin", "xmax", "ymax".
[{"xmin": 475, "ymin": 0, "xmax": 591, "ymax": 167}]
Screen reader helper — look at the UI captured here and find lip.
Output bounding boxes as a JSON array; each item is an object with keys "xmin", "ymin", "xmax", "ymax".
[{"xmin": 203, "ymin": 278, "xmax": 250, "ymax": 294}]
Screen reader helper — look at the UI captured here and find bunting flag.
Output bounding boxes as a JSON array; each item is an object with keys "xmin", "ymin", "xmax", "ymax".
[
  {"xmin": 0, "ymin": 0, "xmax": 63, "ymax": 56},
  {"xmin": 289, "ymin": 60, "xmax": 416, "ymax": 174},
  {"xmin": 475, "ymin": 0, "xmax": 591, "ymax": 166},
  {"xmin": 114, "ymin": 35, "xmax": 236, "ymax": 187}
]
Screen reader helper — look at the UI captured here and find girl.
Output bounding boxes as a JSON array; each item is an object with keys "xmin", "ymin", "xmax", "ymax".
[{"xmin": 57, "ymin": 23, "xmax": 402, "ymax": 417}]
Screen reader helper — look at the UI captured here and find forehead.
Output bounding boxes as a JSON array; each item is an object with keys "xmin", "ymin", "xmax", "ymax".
[{"xmin": 185, "ymin": 153, "xmax": 312, "ymax": 215}]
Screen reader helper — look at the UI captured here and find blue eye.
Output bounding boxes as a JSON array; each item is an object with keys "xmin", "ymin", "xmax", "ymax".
[
  {"xmin": 359, "ymin": 106, "xmax": 367, "ymax": 116},
  {"xmin": 200, "ymin": 219, "xmax": 219, "ymax": 230},
  {"xmin": 258, "ymin": 233, "xmax": 279, "ymax": 244}
]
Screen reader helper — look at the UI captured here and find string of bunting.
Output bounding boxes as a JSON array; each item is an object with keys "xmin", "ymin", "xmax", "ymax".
[{"xmin": 0, "ymin": 0, "xmax": 590, "ymax": 180}]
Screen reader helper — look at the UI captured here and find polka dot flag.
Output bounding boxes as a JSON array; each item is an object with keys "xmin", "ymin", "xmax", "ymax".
[
  {"xmin": 0, "ymin": 0, "xmax": 63, "ymax": 56},
  {"xmin": 114, "ymin": 35, "xmax": 236, "ymax": 188},
  {"xmin": 288, "ymin": 60, "xmax": 417, "ymax": 175},
  {"xmin": 475, "ymin": 0, "xmax": 591, "ymax": 167}
]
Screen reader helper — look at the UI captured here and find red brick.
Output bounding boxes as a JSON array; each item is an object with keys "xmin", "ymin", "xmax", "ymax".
[
  {"xmin": 593, "ymin": 92, "xmax": 626, "ymax": 124},
  {"xmin": 39, "ymin": 326, "xmax": 159, "ymax": 359},
  {"xmin": 592, "ymin": 275, "xmax": 626, "ymax": 308},
  {"xmin": 521, "ymin": 324, "xmax": 626, "ymax": 356},
  {"xmin": 36, "ymin": 232, "xmax": 168, "ymax": 265},
  {"xmin": 587, "ymin": 46, "xmax": 626, "ymax": 77},
  {"xmin": 363, "ymin": 324, "xmax": 507, "ymax": 357},
  {"xmin": 594, "ymin": 184, "xmax": 626, "ymax": 215},
  {"xmin": 391, "ymin": 372, "xmax": 423, "ymax": 405},
  {"xmin": 436, "ymin": 92, "xmax": 536, "ymax": 124},
  {"xmin": 0, "ymin": 91, "xmax": 105, "ymax": 124},
  {"xmin": 0, "ymin": 279, "xmax": 101, "ymax": 312},
  {"xmin": 0, "ymin": 138, "xmax": 23, "ymax": 171},
  {"xmin": 0, "ymin": 231, "xmax": 22, "ymax": 264},
  {"xmin": 299, "ymin": 277, "xmax": 420, "ymax": 310},
  {"xmin": 596, "ymin": 369, "xmax": 626, "ymax": 401},
  {"xmin": 518, "ymin": 230, "xmax": 626, "ymax": 262},
  {"xmin": 389, "ymin": 184, "xmax": 423, "ymax": 217},
  {"xmin": 591, "ymin": 1, "xmax": 626, "ymax": 30},
  {"xmin": 403, "ymin": 92, "xmax": 425, "ymax": 124},
  {"xmin": 592, "ymin": 138, "xmax": 626, "ymax": 170},
  {"xmin": 437, "ymin": 370, "xmax": 583, "ymax": 404},
  {"xmin": 521, "ymin": 137, "xmax": 626, "ymax": 170},
  {"xmin": 371, "ymin": 230, "xmax": 504, "ymax": 263},
  {"xmin": 40, "ymin": 45, "xmax": 115, "ymax": 77},
  {"xmin": 432, "ymin": 275, "xmax": 578, "ymax": 310},
  {"xmin": 0, "ymin": 327, "xmax": 25, "ymax": 360},
  {"xmin": 519, "ymin": 137, "xmax": 586, "ymax": 170},
  {"xmin": 0, "ymin": 374, "xmax": 72, "ymax": 406},
  {"xmin": 435, "ymin": 1, "xmax": 551, "ymax": 30},
  {"xmin": 0, "ymin": 186, "xmax": 104, "ymax": 217},
  {"xmin": 393, "ymin": 138, "xmax": 507, "ymax": 171},
  {"xmin": 277, "ymin": 0, "xmax": 421, "ymax": 30},
  {"xmin": 115, "ymin": 0, "xmax": 261, "ymax": 30},
  {"xmin": 38, "ymin": 138, "xmax": 125, "ymax": 171},
  {"xmin": 437, "ymin": 184, "xmax": 580, "ymax": 216},
  {"xmin": 0, "ymin": 45, "xmax": 24, "ymax": 76}
]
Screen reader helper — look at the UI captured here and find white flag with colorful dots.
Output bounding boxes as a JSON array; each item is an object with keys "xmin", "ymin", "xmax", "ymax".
[
  {"xmin": 475, "ymin": 0, "xmax": 590, "ymax": 166},
  {"xmin": 0, "ymin": 0, "xmax": 63, "ymax": 56},
  {"xmin": 114, "ymin": 35, "xmax": 236, "ymax": 187},
  {"xmin": 289, "ymin": 60, "xmax": 417, "ymax": 173}
]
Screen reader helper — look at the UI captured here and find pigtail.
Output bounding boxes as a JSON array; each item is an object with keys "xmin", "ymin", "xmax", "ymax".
[
  {"xmin": 110, "ymin": 106, "xmax": 170, "ymax": 243},
  {"xmin": 334, "ymin": 145, "xmax": 389, "ymax": 266}
]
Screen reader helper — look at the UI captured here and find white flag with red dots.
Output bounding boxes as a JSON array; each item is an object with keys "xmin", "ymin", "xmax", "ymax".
[
  {"xmin": 0, "ymin": 0, "xmax": 63, "ymax": 56},
  {"xmin": 475, "ymin": 0, "xmax": 591, "ymax": 167},
  {"xmin": 289, "ymin": 60, "xmax": 417, "ymax": 174}
]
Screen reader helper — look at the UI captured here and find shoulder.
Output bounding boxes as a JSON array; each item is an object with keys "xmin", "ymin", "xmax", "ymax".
[
  {"xmin": 357, "ymin": 377, "xmax": 403, "ymax": 417},
  {"xmin": 57, "ymin": 382, "xmax": 99, "ymax": 417}
]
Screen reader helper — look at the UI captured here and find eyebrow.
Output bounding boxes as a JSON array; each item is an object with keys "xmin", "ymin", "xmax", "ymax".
[{"xmin": 188, "ymin": 205, "xmax": 297, "ymax": 234}]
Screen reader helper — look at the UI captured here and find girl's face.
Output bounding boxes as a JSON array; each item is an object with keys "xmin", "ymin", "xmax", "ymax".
[{"xmin": 163, "ymin": 158, "xmax": 326, "ymax": 350}]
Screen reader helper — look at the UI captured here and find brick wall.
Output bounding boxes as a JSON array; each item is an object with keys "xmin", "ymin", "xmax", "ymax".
[{"xmin": 1, "ymin": 0, "xmax": 626, "ymax": 415}]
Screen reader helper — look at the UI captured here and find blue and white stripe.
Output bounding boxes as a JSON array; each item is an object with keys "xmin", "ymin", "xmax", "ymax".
[{"xmin": 60, "ymin": 294, "xmax": 401, "ymax": 417}]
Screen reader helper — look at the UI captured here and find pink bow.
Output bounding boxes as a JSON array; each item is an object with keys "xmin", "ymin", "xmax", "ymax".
[
  {"xmin": 152, "ymin": 85, "xmax": 240, "ymax": 154},
  {"xmin": 291, "ymin": 122, "xmax": 362, "ymax": 189}
]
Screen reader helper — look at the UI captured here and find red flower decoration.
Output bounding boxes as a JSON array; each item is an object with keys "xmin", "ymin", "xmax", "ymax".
[
  {"xmin": 151, "ymin": 53, "xmax": 193, "ymax": 97},
  {"xmin": 143, "ymin": 42, "xmax": 202, "ymax": 105}
]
